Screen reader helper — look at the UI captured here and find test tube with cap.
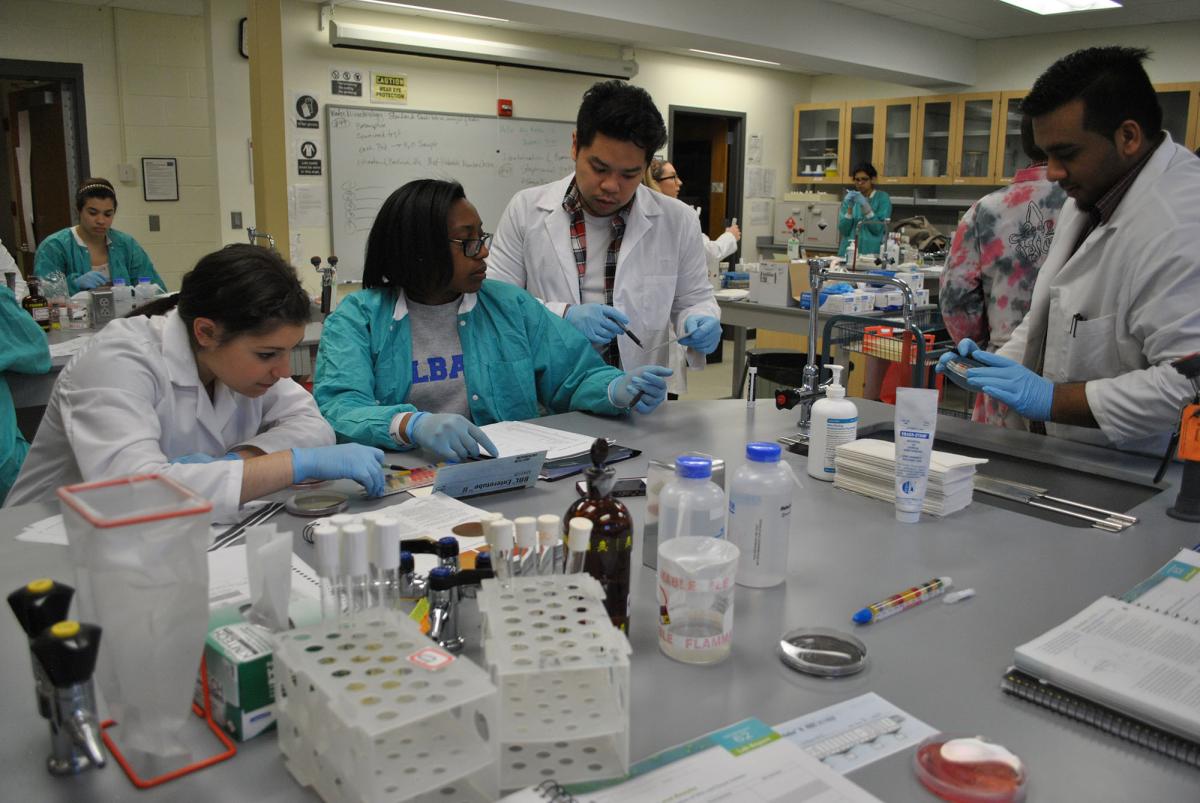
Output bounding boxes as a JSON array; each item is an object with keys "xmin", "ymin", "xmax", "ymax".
[
  {"xmin": 565, "ymin": 517, "xmax": 592, "ymax": 575},
  {"xmin": 537, "ymin": 514, "xmax": 562, "ymax": 574},
  {"xmin": 341, "ymin": 523, "xmax": 371, "ymax": 614},
  {"xmin": 485, "ymin": 518, "xmax": 515, "ymax": 587},
  {"xmin": 312, "ymin": 524, "xmax": 341, "ymax": 620},
  {"xmin": 514, "ymin": 516, "xmax": 538, "ymax": 576},
  {"xmin": 374, "ymin": 517, "xmax": 403, "ymax": 610}
]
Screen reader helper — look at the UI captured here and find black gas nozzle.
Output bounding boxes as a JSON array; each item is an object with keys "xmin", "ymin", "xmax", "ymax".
[
  {"xmin": 8, "ymin": 580, "xmax": 74, "ymax": 639},
  {"xmin": 31, "ymin": 622, "xmax": 102, "ymax": 689}
]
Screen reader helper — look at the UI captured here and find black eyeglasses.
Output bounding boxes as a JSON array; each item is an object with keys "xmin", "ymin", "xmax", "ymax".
[
  {"xmin": 448, "ymin": 232, "xmax": 493, "ymax": 257},
  {"xmin": 657, "ymin": 173, "xmax": 680, "ymax": 183}
]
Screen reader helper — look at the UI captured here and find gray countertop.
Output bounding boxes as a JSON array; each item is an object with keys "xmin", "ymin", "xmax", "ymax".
[{"xmin": 2, "ymin": 399, "xmax": 1197, "ymax": 801}]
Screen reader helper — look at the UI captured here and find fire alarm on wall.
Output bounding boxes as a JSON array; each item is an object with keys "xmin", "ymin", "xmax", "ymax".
[{"xmin": 498, "ymin": 99, "xmax": 513, "ymax": 117}]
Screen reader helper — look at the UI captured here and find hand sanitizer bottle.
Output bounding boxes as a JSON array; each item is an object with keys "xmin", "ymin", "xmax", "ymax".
[{"xmin": 807, "ymin": 364, "xmax": 858, "ymax": 481}]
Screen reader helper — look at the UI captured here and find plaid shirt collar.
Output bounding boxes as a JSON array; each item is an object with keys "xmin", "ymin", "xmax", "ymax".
[{"xmin": 1087, "ymin": 132, "xmax": 1164, "ymax": 227}]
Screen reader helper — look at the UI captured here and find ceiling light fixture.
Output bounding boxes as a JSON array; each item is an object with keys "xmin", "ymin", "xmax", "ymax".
[
  {"xmin": 688, "ymin": 49, "xmax": 780, "ymax": 66},
  {"xmin": 353, "ymin": 0, "xmax": 509, "ymax": 23},
  {"xmin": 996, "ymin": 0, "xmax": 1121, "ymax": 15}
]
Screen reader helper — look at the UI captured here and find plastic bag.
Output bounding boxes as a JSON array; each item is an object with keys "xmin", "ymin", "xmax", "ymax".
[{"xmin": 38, "ymin": 270, "xmax": 70, "ymax": 303}]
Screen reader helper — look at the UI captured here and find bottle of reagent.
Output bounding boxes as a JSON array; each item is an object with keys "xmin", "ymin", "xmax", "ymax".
[{"xmin": 729, "ymin": 442, "xmax": 796, "ymax": 588}]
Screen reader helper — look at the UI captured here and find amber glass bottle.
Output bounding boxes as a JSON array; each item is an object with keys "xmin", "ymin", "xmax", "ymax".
[
  {"xmin": 23, "ymin": 279, "xmax": 51, "ymax": 332},
  {"xmin": 562, "ymin": 440, "xmax": 633, "ymax": 632}
]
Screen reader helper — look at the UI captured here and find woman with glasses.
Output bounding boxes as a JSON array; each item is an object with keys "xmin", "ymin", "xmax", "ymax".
[
  {"xmin": 314, "ymin": 179, "xmax": 672, "ymax": 462},
  {"xmin": 837, "ymin": 162, "xmax": 892, "ymax": 261},
  {"xmin": 647, "ymin": 159, "xmax": 741, "ymax": 264}
]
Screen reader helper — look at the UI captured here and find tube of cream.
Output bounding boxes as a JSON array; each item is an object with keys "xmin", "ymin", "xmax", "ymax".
[{"xmin": 894, "ymin": 387, "xmax": 939, "ymax": 524}]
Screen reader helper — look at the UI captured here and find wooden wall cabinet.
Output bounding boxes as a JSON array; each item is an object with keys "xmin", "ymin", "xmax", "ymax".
[{"xmin": 792, "ymin": 103, "xmax": 846, "ymax": 183}]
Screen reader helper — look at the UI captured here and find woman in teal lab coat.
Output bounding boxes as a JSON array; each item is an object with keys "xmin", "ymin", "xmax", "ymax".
[
  {"xmin": 837, "ymin": 162, "xmax": 892, "ymax": 260},
  {"xmin": 34, "ymin": 177, "xmax": 165, "ymax": 295},
  {"xmin": 0, "ymin": 284, "xmax": 51, "ymax": 503},
  {"xmin": 314, "ymin": 179, "xmax": 673, "ymax": 462}
]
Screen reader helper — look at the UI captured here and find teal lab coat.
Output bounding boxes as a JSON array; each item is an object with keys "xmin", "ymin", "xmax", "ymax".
[
  {"xmin": 0, "ymin": 286, "xmax": 51, "ymax": 503},
  {"xmin": 837, "ymin": 190, "xmax": 893, "ymax": 258},
  {"xmin": 34, "ymin": 227, "xmax": 165, "ymax": 295},
  {"xmin": 314, "ymin": 279, "xmax": 625, "ymax": 449}
]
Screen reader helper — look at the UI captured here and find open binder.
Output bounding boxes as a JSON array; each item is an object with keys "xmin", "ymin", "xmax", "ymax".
[{"xmin": 1002, "ymin": 548, "xmax": 1200, "ymax": 766}]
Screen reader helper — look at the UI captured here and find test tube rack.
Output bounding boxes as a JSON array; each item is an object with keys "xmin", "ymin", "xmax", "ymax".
[
  {"xmin": 477, "ymin": 574, "xmax": 631, "ymax": 792},
  {"xmin": 273, "ymin": 610, "xmax": 499, "ymax": 803}
]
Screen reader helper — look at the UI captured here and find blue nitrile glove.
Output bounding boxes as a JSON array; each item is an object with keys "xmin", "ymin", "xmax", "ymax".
[
  {"xmin": 844, "ymin": 190, "xmax": 865, "ymax": 209},
  {"xmin": 942, "ymin": 339, "xmax": 1055, "ymax": 422},
  {"xmin": 291, "ymin": 444, "xmax": 386, "ymax": 497},
  {"xmin": 678, "ymin": 315, "xmax": 722, "ymax": 354},
  {"xmin": 609, "ymin": 365, "xmax": 673, "ymax": 414},
  {"xmin": 564, "ymin": 303, "xmax": 630, "ymax": 345},
  {"xmin": 935, "ymin": 337, "xmax": 982, "ymax": 374},
  {"xmin": 76, "ymin": 271, "xmax": 109, "ymax": 290},
  {"xmin": 409, "ymin": 412, "xmax": 498, "ymax": 462},
  {"xmin": 170, "ymin": 452, "xmax": 239, "ymax": 464}
]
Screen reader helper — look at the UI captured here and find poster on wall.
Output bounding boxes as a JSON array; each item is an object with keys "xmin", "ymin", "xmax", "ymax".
[
  {"xmin": 371, "ymin": 72, "xmax": 408, "ymax": 104},
  {"xmin": 294, "ymin": 92, "xmax": 320, "ymax": 129},
  {"xmin": 141, "ymin": 157, "xmax": 179, "ymax": 201},
  {"xmin": 330, "ymin": 67, "xmax": 364, "ymax": 97},
  {"xmin": 296, "ymin": 139, "xmax": 322, "ymax": 177}
]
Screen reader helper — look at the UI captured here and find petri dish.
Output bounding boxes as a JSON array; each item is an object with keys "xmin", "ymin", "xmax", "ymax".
[
  {"xmin": 913, "ymin": 733, "xmax": 1027, "ymax": 803},
  {"xmin": 286, "ymin": 491, "xmax": 349, "ymax": 518},
  {"xmin": 778, "ymin": 627, "xmax": 867, "ymax": 677}
]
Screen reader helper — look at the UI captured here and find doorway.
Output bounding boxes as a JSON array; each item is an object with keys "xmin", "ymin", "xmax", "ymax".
[
  {"xmin": 667, "ymin": 106, "xmax": 745, "ymax": 254},
  {"xmin": 0, "ymin": 59, "xmax": 90, "ymax": 275}
]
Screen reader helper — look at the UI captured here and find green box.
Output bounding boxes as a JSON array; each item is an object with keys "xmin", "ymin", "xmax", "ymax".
[{"xmin": 200, "ymin": 622, "xmax": 278, "ymax": 742}]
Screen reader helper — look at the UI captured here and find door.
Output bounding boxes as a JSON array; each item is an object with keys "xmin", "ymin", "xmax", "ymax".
[
  {"xmin": 1155, "ymin": 83, "xmax": 1199, "ymax": 150},
  {"xmin": 915, "ymin": 95, "xmax": 956, "ymax": 184},
  {"xmin": 668, "ymin": 107, "xmax": 745, "ymax": 245}
]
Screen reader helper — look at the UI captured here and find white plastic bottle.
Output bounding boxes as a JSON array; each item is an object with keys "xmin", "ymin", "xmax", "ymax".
[
  {"xmin": 729, "ymin": 442, "xmax": 796, "ymax": 588},
  {"xmin": 786, "ymin": 230, "xmax": 801, "ymax": 261},
  {"xmin": 658, "ymin": 455, "xmax": 727, "ymax": 540},
  {"xmin": 134, "ymin": 276, "xmax": 159, "ymax": 304},
  {"xmin": 111, "ymin": 277, "xmax": 133, "ymax": 317},
  {"xmin": 807, "ymin": 364, "xmax": 858, "ymax": 481}
]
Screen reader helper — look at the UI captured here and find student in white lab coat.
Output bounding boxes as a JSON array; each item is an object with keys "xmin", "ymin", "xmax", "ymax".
[
  {"xmin": 938, "ymin": 46, "xmax": 1200, "ymax": 454},
  {"xmin": 487, "ymin": 81, "xmax": 721, "ymax": 382},
  {"xmin": 646, "ymin": 158, "xmax": 741, "ymax": 265},
  {"xmin": 6, "ymin": 245, "xmax": 385, "ymax": 519}
]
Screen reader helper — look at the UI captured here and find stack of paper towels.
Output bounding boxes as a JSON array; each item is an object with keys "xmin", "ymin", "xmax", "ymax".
[{"xmin": 833, "ymin": 439, "xmax": 987, "ymax": 517}]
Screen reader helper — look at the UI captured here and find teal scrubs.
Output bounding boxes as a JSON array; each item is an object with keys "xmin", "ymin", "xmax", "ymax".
[
  {"xmin": 315, "ymin": 279, "xmax": 625, "ymax": 449},
  {"xmin": 0, "ymin": 286, "xmax": 51, "ymax": 504},
  {"xmin": 837, "ymin": 189, "xmax": 893, "ymax": 259},
  {"xmin": 34, "ymin": 227, "xmax": 165, "ymax": 295}
]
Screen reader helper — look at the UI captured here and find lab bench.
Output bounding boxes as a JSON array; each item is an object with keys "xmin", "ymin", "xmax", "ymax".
[{"xmin": 1, "ymin": 399, "xmax": 1196, "ymax": 802}]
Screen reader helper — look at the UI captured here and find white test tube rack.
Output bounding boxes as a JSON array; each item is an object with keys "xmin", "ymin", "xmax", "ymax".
[
  {"xmin": 476, "ymin": 574, "xmax": 632, "ymax": 792},
  {"xmin": 273, "ymin": 610, "xmax": 499, "ymax": 803}
]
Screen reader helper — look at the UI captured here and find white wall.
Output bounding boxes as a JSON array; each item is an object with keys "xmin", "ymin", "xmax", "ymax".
[
  {"xmin": 234, "ymin": 0, "xmax": 811, "ymax": 288},
  {"xmin": 810, "ymin": 21, "xmax": 1200, "ymax": 102},
  {"xmin": 207, "ymin": 0, "xmax": 254, "ymax": 247},
  {"xmin": 0, "ymin": 0, "xmax": 223, "ymax": 289}
]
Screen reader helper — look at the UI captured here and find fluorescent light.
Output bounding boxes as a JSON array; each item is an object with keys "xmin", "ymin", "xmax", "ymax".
[
  {"xmin": 997, "ymin": 0, "xmax": 1121, "ymax": 14},
  {"xmin": 688, "ymin": 49, "xmax": 780, "ymax": 66},
  {"xmin": 354, "ymin": 0, "xmax": 509, "ymax": 23}
]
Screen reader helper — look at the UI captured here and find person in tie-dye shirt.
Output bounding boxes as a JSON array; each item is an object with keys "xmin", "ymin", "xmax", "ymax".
[{"xmin": 940, "ymin": 116, "xmax": 1067, "ymax": 426}]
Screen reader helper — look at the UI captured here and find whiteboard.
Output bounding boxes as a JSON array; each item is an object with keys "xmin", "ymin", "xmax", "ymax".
[{"xmin": 327, "ymin": 105, "xmax": 576, "ymax": 281}]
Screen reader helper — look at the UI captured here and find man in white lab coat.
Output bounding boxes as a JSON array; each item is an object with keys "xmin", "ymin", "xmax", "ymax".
[
  {"xmin": 487, "ymin": 81, "xmax": 720, "ymax": 390},
  {"xmin": 940, "ymin": 46, "xmax": 1200, "ymax": 454}
]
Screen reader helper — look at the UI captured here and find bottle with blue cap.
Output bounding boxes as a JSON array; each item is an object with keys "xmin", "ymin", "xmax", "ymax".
[
  {"xmin": 729, "ymin": 442, "xmax": 798, "ymax": 588},
  {"xmin": 658, "ymin": 455, "xmax": 727, "ymax": 541}
]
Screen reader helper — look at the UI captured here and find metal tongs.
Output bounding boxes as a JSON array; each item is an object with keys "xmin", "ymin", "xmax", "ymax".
[{"xmin": 973, "ymin": 475, "xmax": 1138, "ymax": 533}]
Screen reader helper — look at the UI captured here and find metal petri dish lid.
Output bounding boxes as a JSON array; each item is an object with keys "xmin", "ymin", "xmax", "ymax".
[
  {"xmin": 778, "ymin": 627, "xmax": 868, "ymax": 677},
  {"xmin": 286, "ymin": 491, "xmax": 350, "ymax": 518}
]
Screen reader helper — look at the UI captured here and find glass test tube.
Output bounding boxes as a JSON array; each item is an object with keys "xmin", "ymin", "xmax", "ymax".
[
  {"xmin": 537, "ymin": 514, "xmax": 561, "ymax": 575},
  {"xmin": 374, "ymin": 516, "xmax": 403, "ymax": 610},
  {"xmin": 565, "ymin": 517, "xmax": 592, "ymax": 575},
  {"xmin": 486, "ymin": 518, "xmax": 515, "ymax": 587},
  {"xmin": 341, "ymin": 523, "xmax": 371, "ymax": 614},
  {"xmin": 312, "ymin": 524, "xmax": 342, "ymax": 621},
  {"xmin": 514, "ymin": 516, "xmax": 538, "ymax": 576}
]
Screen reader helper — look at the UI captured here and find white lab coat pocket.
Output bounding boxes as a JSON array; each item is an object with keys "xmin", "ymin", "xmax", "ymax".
[{"xmin": 1064, "ymin": 313, "xmax": 1119, "ymax": 382}]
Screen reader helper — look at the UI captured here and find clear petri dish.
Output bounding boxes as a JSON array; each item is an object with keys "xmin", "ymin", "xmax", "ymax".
[
  {"xmin": 286, "ymin": 491, "xmax": 349, "ymax": 518},
  {"xmin": 778, "ymin": 627, "xmax": 867, "ymax": 677},
  {"xmin": 913, "ymin": 733, "xmax": 1027, "ymax": 803}
]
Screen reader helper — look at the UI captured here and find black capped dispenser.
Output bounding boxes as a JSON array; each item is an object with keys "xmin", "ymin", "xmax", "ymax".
[
  {"xmin": 563, "ymin": 439, "xmax": 634, "ymax": 632},
  {"xmin": 31, "ymin": 621, "xmax": 106, "ymax": 775},
  {"xmin": 8, "ymin": 579, "xmax": 74, "ymax": 719}
]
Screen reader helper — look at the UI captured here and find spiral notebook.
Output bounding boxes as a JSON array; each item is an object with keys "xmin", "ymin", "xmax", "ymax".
[{"xmin": 1003, "ymin": 548, "xmax": 1200, "ymax": 765}]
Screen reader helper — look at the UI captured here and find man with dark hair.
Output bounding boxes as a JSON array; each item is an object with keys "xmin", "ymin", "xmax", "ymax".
[
  {"xmin": 488, "ymin": 81, "xmax": 720, "ymax": 389},
  {"xmin": 940, "ymin": 46, "xmax": 1200, "ymax": 453},
  {"xmin": 939, "ymin": 115, "xmax": 1067, "ymax": 426}
]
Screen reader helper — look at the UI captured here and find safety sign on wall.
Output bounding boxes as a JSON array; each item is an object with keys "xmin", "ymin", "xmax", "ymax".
[
  {"xmin": 294, "ymin": 92, "xmax": 320, "ymax": 129},
  {"xmin": 331, "ymin": 68, "xmax": 364, "ymax": 97},
  {"xmin": 372, "ymin": 71, "xmax": 408, "ymax": 104},
  {"xmin": 297, "ymin": 139, "xmax": 322, "ymax": 176}
]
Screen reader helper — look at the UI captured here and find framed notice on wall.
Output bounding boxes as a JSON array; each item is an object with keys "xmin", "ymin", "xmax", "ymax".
[{"xmin": 141, "ymin": 157, "xmax": 179, "ymax": 201}]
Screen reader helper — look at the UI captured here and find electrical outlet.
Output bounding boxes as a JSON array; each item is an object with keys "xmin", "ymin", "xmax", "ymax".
[
  {"xmin": 148, "ymin": 215, "xmax": 160, "ymax": 232},
  {"xmin": 231, "ymin": 211, "xmax": 243, "ymax": 229}
]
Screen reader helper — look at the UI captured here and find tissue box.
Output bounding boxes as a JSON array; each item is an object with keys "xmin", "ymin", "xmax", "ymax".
[
  {"xmin": 200, "ymin": 622, "xmax": 277, "ymax": 742},
  {"xmin": 749, "ymin": 262, "xmax": 793, "ymax": 306}
]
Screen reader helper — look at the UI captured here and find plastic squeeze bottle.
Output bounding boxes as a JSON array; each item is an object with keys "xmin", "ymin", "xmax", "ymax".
[
  {"xmin": 807, "ymin": 364, "xmax": 858, "ymax": 481},
  {"xmin": 729, "ymin": 442, "xmax": 796, "ymax": 588}
]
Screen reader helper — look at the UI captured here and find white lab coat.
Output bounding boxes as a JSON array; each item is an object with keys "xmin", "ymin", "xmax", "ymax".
[
  {"xmin": 488, "ymin": 176, "xmax": 720, "ymax": 390},
  {"xmin": 998, "ymin": 133, "xmax": 1200, "ymax": 454},
  {"xmin": 6, "ymin": 309, "xmax": 334, "ymax": 519}
]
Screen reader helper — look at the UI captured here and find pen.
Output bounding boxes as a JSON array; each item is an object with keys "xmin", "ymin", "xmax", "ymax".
[
  {"xmin": 852, "ymin": 576, "xmax": 951, "ymax": 624},
  {"xmin": 622, "ymin": 327, "xmax": 644, "ymax": 348},
  {"xmin": 629, "ymin": 389, "xmax": 645, "ymax": 410}
]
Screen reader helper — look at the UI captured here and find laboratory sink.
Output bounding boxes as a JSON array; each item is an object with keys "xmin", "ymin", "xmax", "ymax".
[{"xmin": 853, "ymin": 422, "xmax": 1163, "ymax": 528}]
